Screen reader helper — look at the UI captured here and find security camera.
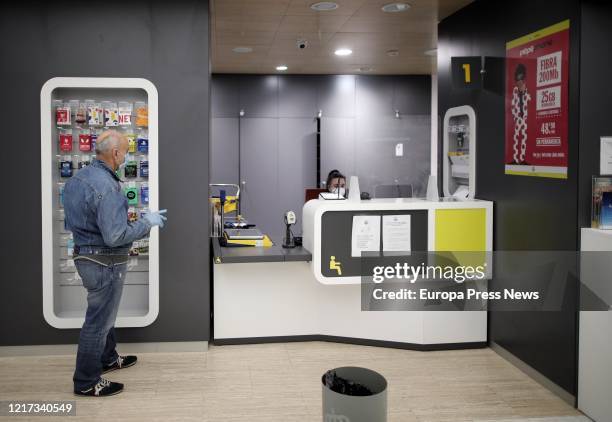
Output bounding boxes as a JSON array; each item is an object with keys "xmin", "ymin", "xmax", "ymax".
[{"xmin": 297, "ymin": 39, "xmax": 308, "ymax": 49}]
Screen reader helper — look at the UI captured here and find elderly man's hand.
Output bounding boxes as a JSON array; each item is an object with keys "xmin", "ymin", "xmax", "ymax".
[{"xmin": 143, "ymin": 209, "xmax": 167, "ymax": 228}]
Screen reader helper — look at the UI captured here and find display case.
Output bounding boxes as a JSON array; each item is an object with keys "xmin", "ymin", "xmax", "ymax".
[
  {"xmin": 40, "ymin": 77, "xmax": 159, "ymax": 329},
  {"xmin": 443, "ymin": 106, "xmax": 476, "ymax": 199}
]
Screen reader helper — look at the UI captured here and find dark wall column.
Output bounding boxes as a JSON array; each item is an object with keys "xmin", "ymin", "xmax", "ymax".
[
  {"xmin": 0, "ymin": 1, "xmax": 211, "ymax": 346},
  {"xmin": 438, "ymin": 0, "xmax": 581, "ymax": 396}
]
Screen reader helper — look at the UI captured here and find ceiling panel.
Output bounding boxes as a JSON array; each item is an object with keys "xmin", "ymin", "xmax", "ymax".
[{"xmin": 211, "ymin": 0, "xmax": 473, "ymax": 74}]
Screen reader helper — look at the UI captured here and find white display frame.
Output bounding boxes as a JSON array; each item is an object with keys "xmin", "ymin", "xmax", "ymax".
[
  {"xmin": 40, "ymin": 77, "xmax": 159, "ymax": 329},
  {"xmin": 443, "ymin": 105, "xmax": 477, "ymax": 199}
]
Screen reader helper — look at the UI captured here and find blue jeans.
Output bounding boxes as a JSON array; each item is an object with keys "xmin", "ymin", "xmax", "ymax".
[{"xmin": 73, "ymin": 258, "xmax": 127, "ymax": 391}]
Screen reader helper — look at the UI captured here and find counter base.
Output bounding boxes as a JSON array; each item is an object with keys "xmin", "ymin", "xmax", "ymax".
[{"xmin": 213, "ymin": 335, "xmax": 486, "ymax": 351}]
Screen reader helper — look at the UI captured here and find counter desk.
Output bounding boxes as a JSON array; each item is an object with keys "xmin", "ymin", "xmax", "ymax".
[{"xmin": 212, "ymin": 198, "xmax": 493, "ymax": 349}]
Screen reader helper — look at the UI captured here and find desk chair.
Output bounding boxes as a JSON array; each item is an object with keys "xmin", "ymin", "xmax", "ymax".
[{"xmin": 305, "ymin": 188, "xmax": 328, "ymax": 202}]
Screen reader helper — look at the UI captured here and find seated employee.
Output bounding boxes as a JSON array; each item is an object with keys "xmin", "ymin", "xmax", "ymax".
[{"xmin": 326, "ymin": 169, "xmax": 346, "ymax": 197}]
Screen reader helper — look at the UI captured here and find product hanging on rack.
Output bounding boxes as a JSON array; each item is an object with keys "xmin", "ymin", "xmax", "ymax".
[
  {"xmin": 86, "ymin": 100, "xmax": 103, "ymax": 127},
  {"xmin": 139, "ymin": 156, "xmax": 149, "ymax": 178},
  {"xmin": 59, "ymin": 130, "xmax": 73, "ymax": 152},
  {"xmin": 124, "ymin": 155, "xmax": 138, "ymax": 178},
  {"xmin": 90, "ymin": 128, "xmax": 100, "ymax": 152},
  {"xmin": 127, "ymin": 206, "xmax": 139, "ymax": 222},
  {"xmin": 78, "ymin": 129, "xmax": 92, "ymax": 152},
  {"xmin": 135, "ymin": 102, "xmax": 148, "ymax": 127},
  {"xmin": 59, "ymin": 155, "xmax": 73, "ymax": 178},
  {"xmin": 140, "ymin": 183, "xmax": 149, "ymax": 205},
  {"xmin": 124, "ymin": 182, "xmax": 139, "ymax": 206},
  {"xmin": 126, "ymin": 132, "xmax": 137, "ymax": 153},
  {"xmin": 78, "ymin": 154, "xmax": 91, "ymax": 169},
  {"xmin": 75, "ymin": 102, "xmax": 87, "ymax": 125},
  {"xmin": 118, "ymin": 102, "xmax": 133, "ymax": 126},
  {"xmin": 54, "ymin": 100, "xmax": 71, "ymax": 126},
  {"xmin": 103, "ymin": 101, "xmax": 119, "ymax": 127},
  {"xmin": 137, "ymin": 130, "xmax": 149, "ymax": 153}
]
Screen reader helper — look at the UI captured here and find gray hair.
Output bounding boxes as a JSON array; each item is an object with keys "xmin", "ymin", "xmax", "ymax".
[{"xmin": 95, "ymin": 130, "xmax": 124, "ymax": 155}]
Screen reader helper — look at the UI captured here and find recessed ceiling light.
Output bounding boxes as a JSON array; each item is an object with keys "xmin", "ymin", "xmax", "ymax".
[
  {"xmin": 232, "ymin": 46, "xmax": 253, "ymax": 53},
  {"xmin": 382, "ymin": 2, "xmax": 410, "ymax": 13},
  {"xmin": 386, "ymin": 49, "xmax": 400, "ymax": 57},
  {"xmin": 335, "ymin": 48, "xmax": 352, "ymax": 56},
  {"xmin": 310, "ymin": 2, "xmax": 339, "ymax": 11},
  {"xmin": 276, "ymin": 65, "xmax": 288, "ymax": 71},
  {"xmin": 424, "ymin": 48, "xmax": 437, "ymax": 56}
]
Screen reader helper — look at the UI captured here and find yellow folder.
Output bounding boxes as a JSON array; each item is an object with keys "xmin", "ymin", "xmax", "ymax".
[{"xmin": 223, "ymin": 233, "xmax": 274, "ymax": 247}]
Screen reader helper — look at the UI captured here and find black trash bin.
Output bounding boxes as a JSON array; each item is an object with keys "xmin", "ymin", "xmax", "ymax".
[{"xmin": 322, "ymin": 366, "xmax": 387, "ymax": 422}]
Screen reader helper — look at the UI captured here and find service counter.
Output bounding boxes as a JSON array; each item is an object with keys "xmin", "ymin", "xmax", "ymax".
[{"xmin": 212, "ymin": 198, "xmax": 493, "ymax": 349}]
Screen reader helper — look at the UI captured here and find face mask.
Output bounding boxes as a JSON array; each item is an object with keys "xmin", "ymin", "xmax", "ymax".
[
  {"xmin": 114, "ymin": 154, "xmax": 127, "ymax": 177},
  {"xmin": 115, "ymin": 151, "xmax": 127, "ymax": 171},
  {"xmin": 332, "ymin": 187, "xmax": 346, "ymax": 197}
]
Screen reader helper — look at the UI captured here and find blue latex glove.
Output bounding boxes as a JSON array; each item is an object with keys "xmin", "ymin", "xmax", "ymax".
[{"xmin": 143, "ymin": 209, "xmax": 167, "ymax": 228}]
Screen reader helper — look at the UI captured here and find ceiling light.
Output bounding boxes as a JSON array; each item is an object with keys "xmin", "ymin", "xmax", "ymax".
[
  {"xmin": 381, "ymin": 2, "xmax": 410, "ymax": 13},
  {"xmin": 335, "ymin": 48, "xmax": 352, "ymax": 56},
  {"xmin": 276, "ymin": 65, "xmax": 288, "ymax": 71},
  {"xmin": 311, "ymin": 2, "xmax": 339, "ymax": 11},
  {"xmin": 386, "ymin": 49, "xmax": 400, "ymax": 57},
  {"xmin": 232, "ymin": 46, "xmax": 253, "ymax": 54}
]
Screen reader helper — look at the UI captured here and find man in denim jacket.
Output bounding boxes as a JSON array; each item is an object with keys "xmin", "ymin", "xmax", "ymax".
[{"xmin": 64, "ymin": 130, "xmax": 167, "ymax": 397}]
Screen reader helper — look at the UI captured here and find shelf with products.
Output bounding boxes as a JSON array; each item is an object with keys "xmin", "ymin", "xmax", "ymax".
[
  {"xmin": 41, "ymin": 77, "xmax": 158, "ymax": 329},
  {"xmin": 592, "ymin": 176, "xmax": 612, "ymax": 229}
]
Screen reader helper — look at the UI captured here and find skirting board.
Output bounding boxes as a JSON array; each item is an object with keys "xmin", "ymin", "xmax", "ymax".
[
  {"xmin": 0, "ymin": 341, "xmax": 209, "ymax": 357},
  {"xmin": 490, "ymin": 341, "xmax": 576, "ymax": 407},
  {"xmin": 214, "ymin": 335, "xmax": 487, "ymax": 352}
]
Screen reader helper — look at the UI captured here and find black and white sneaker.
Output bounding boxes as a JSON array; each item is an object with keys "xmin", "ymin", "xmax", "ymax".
[
  {"xmin": 102, "ymin": 355, "xmax": 137, "ymax": 374},
  {"xmin": 75, "ymin": 378, "xmax": 124, "ymax": 397}
]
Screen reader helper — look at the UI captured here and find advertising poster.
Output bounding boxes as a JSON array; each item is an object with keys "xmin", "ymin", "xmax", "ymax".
[{"xmin": 505, "ymin": 20, "xmax": 570, "ymax": 178}]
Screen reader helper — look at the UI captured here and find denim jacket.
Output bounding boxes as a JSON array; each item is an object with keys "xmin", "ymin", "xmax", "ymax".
[{"xmin": 64, "ymin": 159, "xmax": 151, "ymax": 252}]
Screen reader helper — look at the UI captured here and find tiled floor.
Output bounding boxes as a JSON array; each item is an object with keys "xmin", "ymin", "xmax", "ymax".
[{"xmin": 0, "ymin": 342, "xmax": 587, "ymax": 421}]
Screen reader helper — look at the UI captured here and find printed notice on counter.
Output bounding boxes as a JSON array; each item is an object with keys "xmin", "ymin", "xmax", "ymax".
[
  {"xmin": 382, "ymin": 215, "xmax": 411, "ymax": 255},
  {"xmin": 351, "ymin": 215, "xmax": 381, "ymax": 257}
]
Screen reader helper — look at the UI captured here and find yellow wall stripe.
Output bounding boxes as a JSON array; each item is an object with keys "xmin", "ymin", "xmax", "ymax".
[
  {"xmin": 506, "ymin": 19, "xmax": 570, "ymax": 50},
  {"xmin": 504, "ymin": 170, "xmax": 568, "ymax": 179}
]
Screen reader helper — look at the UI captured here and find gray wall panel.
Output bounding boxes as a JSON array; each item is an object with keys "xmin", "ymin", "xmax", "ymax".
[
  {"xmin": 278, "ymin": 76, "xmax": 318, "ymax": 118},
  {"xmin": 211, "ymin": 118, "xmax": 240, "ymax": 185},
  {"xmin": 212, "ymin": 74, "xmax": 240, "ymax": 117},
  {"xmin": 393, "ymin": 76, "xmax": 432, "ymax": 115},
  {"xmin": 321, "ymin": 118, "xmax": 356, "ymax": 188},
  {"xmin": 355, "ymin": 76, "xmax": 395, "ymax": 117},
  {"xmin": 240, "ymin": 118, "xmax": 281, "ymax": 239},
  {"xmin": 316, "ymin": 75, "xmax": 356, "ymax": 118},
  {"xmin": 278, "ymin": 118, "xmax": 318, "ymax": 234},
  {"xmin": 239, "ymin": 75, "xmax": 279, "ymax": 118}
]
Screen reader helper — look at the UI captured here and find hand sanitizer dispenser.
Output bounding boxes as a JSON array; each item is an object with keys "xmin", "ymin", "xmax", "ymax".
[{"xmin": 443, "ymin": 105, "xmax": 476, "ymax": 200}]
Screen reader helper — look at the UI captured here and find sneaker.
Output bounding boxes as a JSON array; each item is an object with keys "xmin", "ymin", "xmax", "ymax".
[
  {"xmin": 75, "ymin": 378, "xmax": 124, "ymax": 397},
  {"xmin": 102, "ymin": 355, "xmax": 137, "ymax": 374}
]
